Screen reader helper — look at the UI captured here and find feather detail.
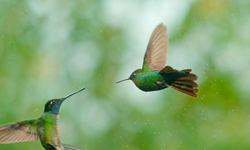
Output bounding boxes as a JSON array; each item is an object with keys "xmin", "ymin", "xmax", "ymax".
[
  {"xmin": 178, "ymin": 73, "xmax": 198, "ymax": 81},
  {"xmin": 159, "ymin": 66, "xmax": 199, "ymax": 98},
  {"xmin": 159, "ymin": 66, "xmax": 173, "ymax": 73},
  {"xmin": 174, "ymin": 80, "xmax": 198, "ymax": 88},
  {"xmin": 170, "ymin": 85, "xmax": 198, "ymax": 98},
  {"xmin": 0, "ymin": 120, "xmax": 39, "ymax": 144},
  {"xmin": 142, "ymin": 23, "xmax": 168, "ymax": 71}
]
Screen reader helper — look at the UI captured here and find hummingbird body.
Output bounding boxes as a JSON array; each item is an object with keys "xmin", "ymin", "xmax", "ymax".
[
  {"xmin": 0, "ymin": 87, "xmax": 86, "ymax": 150},
  {"xmin": 117, "ymin": 23, "xmax": 199, "ymax": 98},
  {"xmin": 130, "ymin": 69, "xmax": 166, "ymax": 91},
  {"xmin": 39, "ymin": 114, "xmax": 62, "ymax": 150}
]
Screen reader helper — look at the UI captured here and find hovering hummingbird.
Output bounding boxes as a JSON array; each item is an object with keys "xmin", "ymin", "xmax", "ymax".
[
  {"xmin": 0, "ymin": 87, "xmax": 86, "ymax": 150},
  {"xmin": 117, "ymin": 23, "xmax": 199, "ymax": 98}
]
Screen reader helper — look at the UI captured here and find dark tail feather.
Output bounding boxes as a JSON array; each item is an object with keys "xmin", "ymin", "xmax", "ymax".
[
  {"xmin": 170, "ymin": 85, "xmax": 198, "ymax": 98},
  {"xmin": 159, "ymin": 66, "xmax": 199, "ymax": 98},
  {"xmin": 178, "ymin": 73, "xmax": 197, "ymax": 81}
]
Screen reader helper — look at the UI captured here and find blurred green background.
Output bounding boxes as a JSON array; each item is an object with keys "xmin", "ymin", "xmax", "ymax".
[{"xmin": 0, "ymin": 0, "xmax": 250, "ymax": 149}]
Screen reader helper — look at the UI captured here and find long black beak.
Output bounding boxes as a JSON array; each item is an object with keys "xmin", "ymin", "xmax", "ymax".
[
  {"xmin": 116, "ymin": 78, "xmax": 130, "ymax": 84},
  {"xmin": 60, "ymin": 87, "xmax": 86, "ymax": 101}
]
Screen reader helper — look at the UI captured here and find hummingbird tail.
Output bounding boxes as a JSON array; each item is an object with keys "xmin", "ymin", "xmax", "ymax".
[{"xmin": 159, "ymin": 66, "xmax": 199, "ymax": 98}]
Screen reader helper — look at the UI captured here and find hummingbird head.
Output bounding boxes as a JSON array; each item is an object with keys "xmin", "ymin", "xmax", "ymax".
[
  {"xmin": 116, "ymin": 69, "xmax": 141, "ymax": 84},
  {"xmin": 44, "ymin": 99, "xmax": 64, "ymax": 115},
  {"xmin": 129, "ymin": 69, "xmax": 141, "ymax": 80},
  {"xmin": 44, "ymin": 87, "xmax": 86, "ymax": 115}
]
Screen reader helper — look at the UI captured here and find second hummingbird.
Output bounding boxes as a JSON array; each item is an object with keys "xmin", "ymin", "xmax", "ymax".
[
  {"xmin": 0, "ymin": 87, "xmax": 86, "ymax": 150},
  {"xmin": 117, "ymin": 23, "xmax": 199, "ymax": 98}
]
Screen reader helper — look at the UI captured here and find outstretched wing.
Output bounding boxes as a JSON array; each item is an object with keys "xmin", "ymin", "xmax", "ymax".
[
  {"xmin": 0, "ymin": 120, "xmax": 39, "ymax": 143},
  {"xmin": 62, "ymin": 143, "xmax": 87, "ymax": 150},
  {"xmin": 142, "ymin": 23, "xmax": 168, "ymax": 72}
]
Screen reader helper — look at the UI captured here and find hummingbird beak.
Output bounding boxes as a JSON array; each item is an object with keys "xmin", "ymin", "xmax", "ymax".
[
  {"xmin": 60, "ymin": 87, "xmax": 86, "ymax": 101},
  {"xmin": 116, "ymin": 78, "xmax": 130, "ymax": 84}
]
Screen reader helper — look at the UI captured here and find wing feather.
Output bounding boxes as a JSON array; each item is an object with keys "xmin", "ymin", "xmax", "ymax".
[
  {"xmin": 0, "ymin": 120, "xmax": 39, "ymax": 144},
  {"xmin": 142, "ymin": 23, "xmax": 168, "ymax": 71}
]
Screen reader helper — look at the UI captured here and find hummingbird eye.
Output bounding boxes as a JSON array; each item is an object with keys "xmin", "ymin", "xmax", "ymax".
[
  {"xmin": 50, "ymin": 100, "xmax": 55, "ymax": 105},
  {"xmin": 132, "ymin": 72, "xmax": 136, "ymax": 77},
  {"xmin": 129, "ymin": 73, "xmax": 135, "ymax": 79}
]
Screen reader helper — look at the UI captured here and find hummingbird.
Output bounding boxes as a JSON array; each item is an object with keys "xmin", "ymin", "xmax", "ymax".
[
  {"xmin": 117, "ymin": 23, "xmax": 199, "ymax": 98},
  {"xmin": 0, "ymin": 87, "xmax": 86, "ymax": 150}
]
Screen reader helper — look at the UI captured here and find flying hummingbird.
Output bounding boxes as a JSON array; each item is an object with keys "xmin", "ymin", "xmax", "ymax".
[
  {"xmin": 117, "ymin": 23, "xmax": 199, "ymax": 98},
  {"xmin": 0, "ymin": 87, "xmax": 86, "ymax": 150}
]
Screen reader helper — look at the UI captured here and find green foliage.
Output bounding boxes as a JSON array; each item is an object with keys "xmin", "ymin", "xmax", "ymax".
[{"xmin": 0, "ymin": 0, "xmax": 250, "ymax": 149}]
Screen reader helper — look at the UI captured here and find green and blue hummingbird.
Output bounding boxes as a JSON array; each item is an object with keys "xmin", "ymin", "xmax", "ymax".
[
  {"xmin": 117, "ymin": 23, "xmax": 199, "ymax": 98},
  {"xmin": 0, "ymin": 87, "xmax": 86, "ymax": 150}
]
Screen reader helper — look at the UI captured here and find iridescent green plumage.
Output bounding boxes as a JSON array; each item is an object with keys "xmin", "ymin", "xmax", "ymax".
[
  {"xmin": 117, "ymin": 23, "xmax": 199, "ymax": 97},
  {"xmin": 39, "ymin": 113, "xmax": 62, "ymax": 150},
  {"xmin": 129, "ymin": 69, "xmax": 165, "ymax": 91},
  {"xmin": 0, "ymin": 87, "xmax": 86, "ymax": 150}
]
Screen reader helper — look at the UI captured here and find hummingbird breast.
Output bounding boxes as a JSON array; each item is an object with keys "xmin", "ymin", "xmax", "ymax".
[
  {"xmin": 133, "ymin": 71, "xmax": 168, "ymax": 91},
  {"xmin": 39, "ymin": 114, "xmax": 62, "ymax": 150}
]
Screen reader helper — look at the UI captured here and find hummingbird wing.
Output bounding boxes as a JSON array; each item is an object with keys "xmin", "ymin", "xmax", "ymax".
[
  {"xmin": 0, "ymin": 120, "xmax": 39, "ymax": 143},
  {"xmin": 62, "ymin": 143, "xmax": 87, "ymax": 150},
  {"xmin": 142, "ymin": 23, "xmax": 168, "ymax": 72}
]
